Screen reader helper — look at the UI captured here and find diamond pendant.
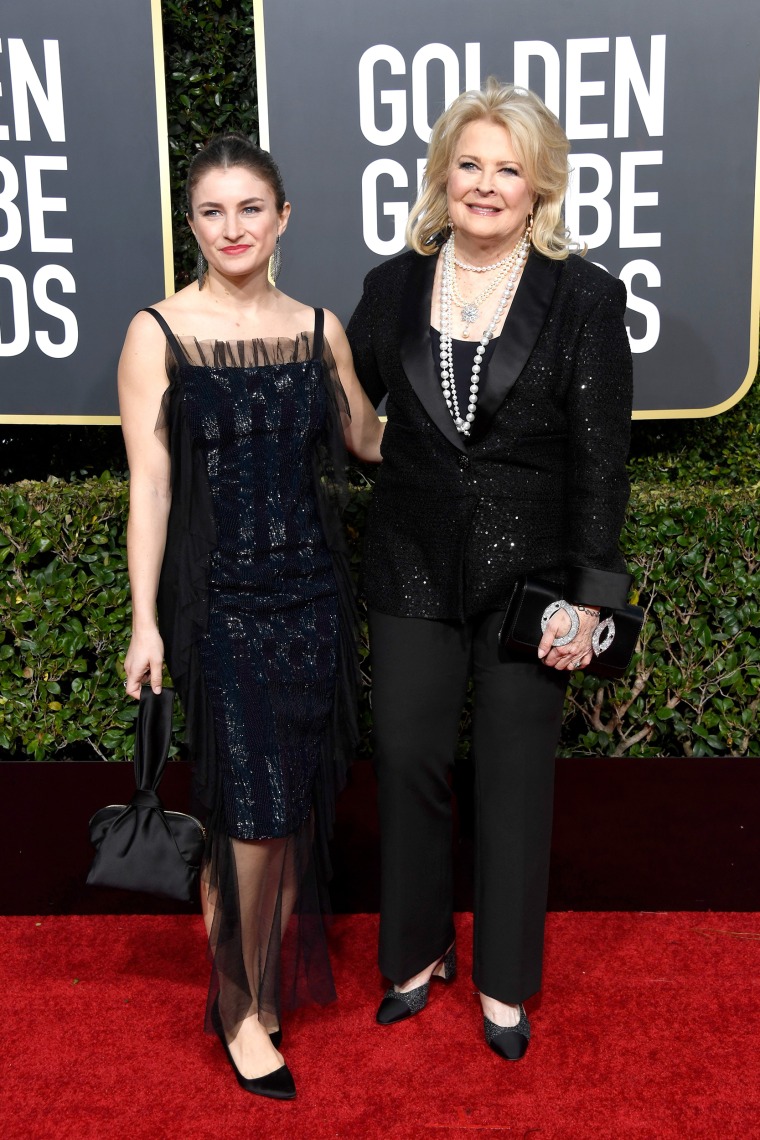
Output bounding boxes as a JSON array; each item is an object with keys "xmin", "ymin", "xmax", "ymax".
[{"xmin": 461, "ymin": 303, "xmax": 479, "ymax": 325}]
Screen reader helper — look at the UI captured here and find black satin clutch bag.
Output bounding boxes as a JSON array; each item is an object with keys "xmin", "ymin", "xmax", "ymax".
[
  {"xmin": 498, "ymin": 576, "xmax": 644, "ymax": 680},
  {"xmin": 87, "ymin": 686, "xmax": 206, "ymax": 902}
]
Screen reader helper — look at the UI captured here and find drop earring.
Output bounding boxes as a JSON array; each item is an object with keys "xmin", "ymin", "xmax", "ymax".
[
  {"xmin": 196, "ymin": 244, "xmax": 206, "ymax": 289},
  {"xmin": 269, "ymin": 234, "xmax": 282, "ymax": 283},
  {"xmin": 526, "ymin": 211, "xmax": 534, "ymax": 243}
]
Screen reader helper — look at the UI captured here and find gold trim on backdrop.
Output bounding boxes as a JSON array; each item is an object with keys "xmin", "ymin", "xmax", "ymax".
[
  {"xmin": 630, "ymin": 83, "xmax": 759, "ymax": 420},
  {"xmin": 151, "ymin": 0, "xmax": 175, "ymax": 299},
  {"xmin": 253, "ymin": 0, "xmax": 270, "ymax": 151},
  {"xmin": 0, "ymin": 415, "xmax": 121, "ymax": 425}
]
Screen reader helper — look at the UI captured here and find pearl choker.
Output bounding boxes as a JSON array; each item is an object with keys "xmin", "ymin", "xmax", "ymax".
[
  {"xmin": 438, "ymin": 229, "xmax": 530, "ymax": 436},
  {"xmin": 454, "ymin": 249, "xmax": 515, "ymax": 273}
]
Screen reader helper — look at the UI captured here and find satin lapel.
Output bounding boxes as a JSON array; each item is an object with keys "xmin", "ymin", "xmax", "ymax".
[
  {"xmin": 399, "ymin": 253, "xmax": 467, "ymax": 453},
  {"xmin": 469, "ymin": 251, "xmax": 560, "ymax": 443}
]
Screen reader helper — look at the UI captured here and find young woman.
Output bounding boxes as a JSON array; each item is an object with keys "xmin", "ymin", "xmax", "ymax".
[{"xmin": 120, "ymin": 133, "xmax": 382, "ymax": 1099}]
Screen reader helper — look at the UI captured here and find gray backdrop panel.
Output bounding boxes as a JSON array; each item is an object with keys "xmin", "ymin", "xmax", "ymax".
[
  {"xmin": 0, "ymin": 0, "xmax": 169, "ymax": 419},
  {"xmin": 259, "ymin": 0, "xmax": 759, "ymax": 416}
]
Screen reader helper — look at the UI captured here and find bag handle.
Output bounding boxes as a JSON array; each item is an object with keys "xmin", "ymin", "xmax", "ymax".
[{"xmin": 133, "ymin": 686, "xmax": 175, "ymax": 792}]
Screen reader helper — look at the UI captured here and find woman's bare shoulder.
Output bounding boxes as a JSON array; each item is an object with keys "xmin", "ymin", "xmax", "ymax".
[
  {"xmin": 269, "ymin": 290, "xmax": 316, "ymax": 330},
  {"xmin": 150, "ymin": 283, "xmax": 204, "ymax": 317},
  {"xmin": 122, "ymin": 284, "xmax": 197, "ymax": 338},
  {"xmin": 322, "ymin": 307, "xmax": 349, "ymax": 345}
]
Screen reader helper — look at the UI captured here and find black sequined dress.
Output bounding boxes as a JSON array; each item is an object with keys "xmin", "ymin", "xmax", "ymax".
[{"xmin": 144, "ymin": 307, "xmax": 357, "ymax": 1033}]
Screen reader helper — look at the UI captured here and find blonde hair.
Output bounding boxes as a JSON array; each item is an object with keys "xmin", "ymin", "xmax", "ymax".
[{"xmin": 406, "ymin": 78, "xmax": 578, "ymax": 260}]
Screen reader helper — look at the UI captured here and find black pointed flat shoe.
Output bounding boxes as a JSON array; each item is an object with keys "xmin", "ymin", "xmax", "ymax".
[
  {"xmin": 376, "ymin": 944, "xmax": 457, "ymax": 1025},
  {"xmin": 483, "ymin": 1003, "xmax": 531, "ymax": 1061},
  {"xmin": 211, "ymin": 999, "xmax": 296, "ymax": 1099}
]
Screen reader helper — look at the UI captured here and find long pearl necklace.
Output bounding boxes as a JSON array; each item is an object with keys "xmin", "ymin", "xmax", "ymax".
[{"xmin": 438, "ymin": 229, "xmax": 530, "ymax": 436}]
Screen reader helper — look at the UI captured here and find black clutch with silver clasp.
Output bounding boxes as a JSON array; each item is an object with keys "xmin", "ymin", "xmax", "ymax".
[{"xmin": 498, "ymin": 576, "xmax": 644, "ymax": 680}]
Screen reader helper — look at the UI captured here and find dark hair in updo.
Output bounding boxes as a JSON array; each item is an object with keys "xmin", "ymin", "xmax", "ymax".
[{"xmin": 185, "ymin": 132, "xmax": 286, "ymax": 216}]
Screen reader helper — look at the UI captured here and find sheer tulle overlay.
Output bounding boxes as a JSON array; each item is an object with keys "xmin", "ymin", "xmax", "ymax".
[{"xmin": 145, "ymin": 312, "xmax": 358, "ymax": 1037}]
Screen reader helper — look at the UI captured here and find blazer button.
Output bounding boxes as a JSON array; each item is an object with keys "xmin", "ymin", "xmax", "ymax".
[{"xmin": 458, "ymin": 454, "xmax": 470, "ymax": 469}]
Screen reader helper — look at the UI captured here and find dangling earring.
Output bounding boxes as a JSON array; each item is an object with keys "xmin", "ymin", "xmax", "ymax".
[
  {"xmin": 269, "ymin": 234, "xmax": 282, "ymax": 283},
  {"xmin": 196, "ymin": 244, "xmax": 206, "ymax": 289},
  {"xmin": 447, "ymin": 214, "xmax": 454, "ymax": 233},
  {"xmin": 526, "ymin": 211, "xmax": 534, "ymax": 244}
]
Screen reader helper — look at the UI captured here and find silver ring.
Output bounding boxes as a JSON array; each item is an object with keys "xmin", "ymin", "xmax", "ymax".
[
  {"xmin": 572, "ymin": 659, "xmax": 582, "ymax": 670},
  {"xmin": 541, "ymin": 600, "xmax": 579, "ymax": 647},
  {"xmin": 123, "ymin": 681, "xmax": 128, "ymax": 689}
]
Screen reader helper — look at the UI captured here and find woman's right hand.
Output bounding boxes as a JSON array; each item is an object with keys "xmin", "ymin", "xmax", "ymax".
[
  {"xmin": 537, "ymin": 606, "xmax": 598, "ymax": 672},
  {"xmin": 124, "ymin": 627, "xmax": 165, "ymax": 699}
]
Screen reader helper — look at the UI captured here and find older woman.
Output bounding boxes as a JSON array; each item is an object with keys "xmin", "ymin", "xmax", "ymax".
[{"xmin": 347, "ymin": 80, "xmax": 633, "ymax": 1060}]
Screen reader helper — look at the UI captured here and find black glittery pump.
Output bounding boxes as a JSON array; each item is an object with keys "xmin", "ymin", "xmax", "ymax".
[
  {"xmin": 483, "ymin": 1002, "xmax": 531, "ymax": 1060},
  {"xmin": 376, "ymin": 943, "xmax": 457, "ymax": 1025}
]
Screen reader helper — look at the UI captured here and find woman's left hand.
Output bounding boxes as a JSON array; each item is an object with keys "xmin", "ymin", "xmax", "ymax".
[{"xmin": 537, "ymin": 606, "xmax": 599, "ymax": 672}]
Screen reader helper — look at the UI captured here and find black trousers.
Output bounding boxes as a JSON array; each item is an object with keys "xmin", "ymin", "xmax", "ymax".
[{"xmin": 369, "ymin": 608, "xmax": 568, "ymax": 1005}]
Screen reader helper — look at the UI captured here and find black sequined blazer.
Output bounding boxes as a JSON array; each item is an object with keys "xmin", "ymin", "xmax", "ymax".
[{"xmin": 347, "ymin": 248, "xmax": 634, "ymax": 620}]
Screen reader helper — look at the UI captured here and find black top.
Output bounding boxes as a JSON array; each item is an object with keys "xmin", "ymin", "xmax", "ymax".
[
  {"xmin": 429, "ymin": 328, "xmax": 499, "ymax": 444},
  {"xmin": 347, "ymin": 249, "xmax": 634, "ymax": 620}
]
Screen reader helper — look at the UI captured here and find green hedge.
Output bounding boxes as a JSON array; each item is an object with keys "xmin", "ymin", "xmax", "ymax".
[
  {"xmin": 163, "ymin": 0, "xmax": 258, "ymax": 285},
  {"xmin": 2, "ymin": 477, "xmax": 758, "ymax": 760},
  {"xmin": 561, "ymin": 484, "xmax": 760, "ymax": 756},
  {"xmin": 0, "ymin": 478, "xmax": 135, "ymax": 760}
]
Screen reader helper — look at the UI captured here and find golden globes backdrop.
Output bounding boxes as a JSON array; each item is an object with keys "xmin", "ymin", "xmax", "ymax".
[
  {"xmin": 254, "ymin": 0, "xmax": 760, "ymax": 417},
  {"xmin": 0, "ymin": 0, "xmax": 172, "ymax": 423}
]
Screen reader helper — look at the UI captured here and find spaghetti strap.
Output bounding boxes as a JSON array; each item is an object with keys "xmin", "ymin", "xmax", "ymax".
[
  {"xmin": 312, "ymin": 308, "xmax": 324, "ymax": 361},
  {"xmin": 141, "ymin": 307, "xmax": 189, "ymax": 364}
]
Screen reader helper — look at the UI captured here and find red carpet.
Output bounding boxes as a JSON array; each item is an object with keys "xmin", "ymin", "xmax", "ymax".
[{"xmin": 2, "ymin": 912, "xmax": 759, "ymax": 1139}]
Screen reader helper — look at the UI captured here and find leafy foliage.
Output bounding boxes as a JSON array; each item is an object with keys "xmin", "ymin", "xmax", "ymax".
[
  {"xmin": 163, "ymin": 0, "xmax": 258, "ymax": 286},
  {"xmin": 2, "ymin": 477, "xmax": 758, "ymax": 760},
  {"xmin": 628, "ymin": 364, "xmax": 760, "ymax": 488},
  {"xmin": 0, "ymin": 478, "xmax": 135, "ymax": 760},
  {"xmin": 561, "ymin": 485, "xmax": 760, "ymax": 756}
]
